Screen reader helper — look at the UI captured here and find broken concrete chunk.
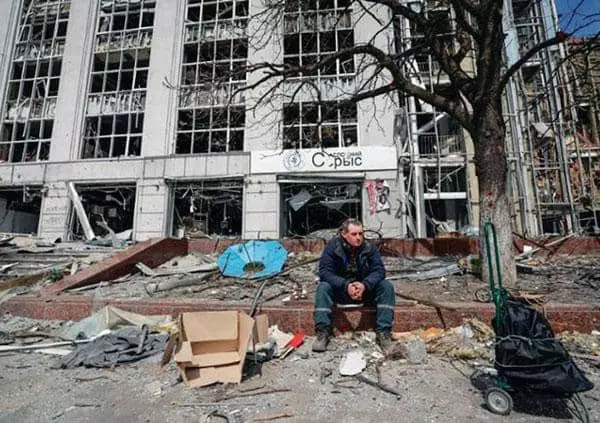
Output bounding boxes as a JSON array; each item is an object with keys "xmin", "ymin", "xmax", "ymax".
[
  {"xmin": 387, "ymin": 339, "xmax": 428, "ymax": 364},
  {"xmin": 339, "ymin": 350, "xmax": 366, "ymax": 376}
]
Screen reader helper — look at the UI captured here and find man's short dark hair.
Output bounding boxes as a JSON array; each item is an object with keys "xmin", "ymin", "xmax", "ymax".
[{"xmin": 340, "ymin": 218, "xmax": 363, "ymax": 233}]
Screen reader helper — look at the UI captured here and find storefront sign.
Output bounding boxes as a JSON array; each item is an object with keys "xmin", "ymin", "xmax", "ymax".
[{"xmin": 250, "ymin": 147, "xmax": 397, "ymax": 174}]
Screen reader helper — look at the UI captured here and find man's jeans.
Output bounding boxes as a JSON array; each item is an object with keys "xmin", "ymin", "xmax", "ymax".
[{"xmin": 313, "ymin": 280, "xmax": 395, "ymax": 333}]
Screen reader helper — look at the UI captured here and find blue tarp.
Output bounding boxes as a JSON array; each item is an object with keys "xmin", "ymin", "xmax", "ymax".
[{"xmin": 217, "ymin": 240, "xmax": 288, "ymax": 279}]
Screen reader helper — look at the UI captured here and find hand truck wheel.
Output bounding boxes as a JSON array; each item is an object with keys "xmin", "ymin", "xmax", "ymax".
[
  {"xmin": 485, "ymin": 387, "xmax": 513, "ymax": 415},
  {"xmin": 474, "ymin": 287, "xmax": 491, "ymax": 302}
]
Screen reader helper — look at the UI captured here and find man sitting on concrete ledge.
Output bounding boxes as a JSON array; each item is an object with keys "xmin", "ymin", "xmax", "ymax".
[{"xmin": 312, "ymin": 218, "xmax": 395, "ymax": 352}]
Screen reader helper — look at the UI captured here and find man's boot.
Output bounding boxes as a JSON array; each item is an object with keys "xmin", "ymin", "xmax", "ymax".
[
  {"xmin": 312, "ymin": 327, "xmax": 331, "ymax": 352},
  {"xmin": 376, "ymin": 331, "xmax": 394, "ymax": 353}
]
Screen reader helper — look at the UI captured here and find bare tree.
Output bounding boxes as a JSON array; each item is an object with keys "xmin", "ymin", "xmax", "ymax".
[{"xmin": 173, "ymin": 0, "xmax": 598, "ymax": 285}]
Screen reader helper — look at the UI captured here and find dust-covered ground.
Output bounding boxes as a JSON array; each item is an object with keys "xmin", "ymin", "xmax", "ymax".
[
  {"xmin": 1, "ymin": 316, "xmax": 599, "ymax": 423},
  {"xmin": 77, "ymin": 252, "xmax": 600, "ymax": 306}
]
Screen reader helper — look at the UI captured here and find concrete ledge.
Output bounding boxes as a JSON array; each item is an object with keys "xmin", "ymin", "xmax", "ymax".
[
  {"xmin": 2, "ymin": 295, "xmax": 599, "ymax": 334},
  {"xmin": 41, "ymin": 238, "xmax": 188, "ymax": 295}
]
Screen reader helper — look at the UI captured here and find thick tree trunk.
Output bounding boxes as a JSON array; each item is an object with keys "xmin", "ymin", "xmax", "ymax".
[{"xmin": 473, "ymin": 105, "xmax": 518, "ymax": 288}]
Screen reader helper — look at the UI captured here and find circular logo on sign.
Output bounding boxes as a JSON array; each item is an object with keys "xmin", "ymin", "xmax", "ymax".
[{"xmin": 283, "ymin": 150, "xmax": 304, "ymax": 171}]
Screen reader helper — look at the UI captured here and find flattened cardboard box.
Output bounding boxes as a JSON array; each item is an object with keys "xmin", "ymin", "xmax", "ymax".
[{"xmin": 174, "ymin": 310, "xmax": 255, "ymax": 388}]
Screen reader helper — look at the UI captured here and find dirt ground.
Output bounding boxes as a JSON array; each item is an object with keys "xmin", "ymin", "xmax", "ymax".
[{"xmin": 1, "ymin": 316, "xmax": 599, "ymax": 423}]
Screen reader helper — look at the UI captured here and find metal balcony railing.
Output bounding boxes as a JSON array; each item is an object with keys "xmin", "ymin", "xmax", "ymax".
[{"xmin": 418, "ymin": 134, "xmax": 465, "ymax": 156}]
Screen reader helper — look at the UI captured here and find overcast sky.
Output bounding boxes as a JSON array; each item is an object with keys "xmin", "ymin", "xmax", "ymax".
[{"xmin": 555, "ymin": 0, "xmax": 599, "ymax": 36}]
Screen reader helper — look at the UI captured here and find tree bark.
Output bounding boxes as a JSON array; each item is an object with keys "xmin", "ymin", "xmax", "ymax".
[{"xmin": 473, "ymin": 104, "xmax": 518, "ymax": 288}]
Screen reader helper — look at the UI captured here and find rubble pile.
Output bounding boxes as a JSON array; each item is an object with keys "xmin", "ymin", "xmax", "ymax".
[{"xmin": 0, "ymin": 235, "xmax": 120, "ymax": 297}]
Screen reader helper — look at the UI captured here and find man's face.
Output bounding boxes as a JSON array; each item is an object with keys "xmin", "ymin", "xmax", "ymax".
[{"xmin": 341, "ymin": 223, "xmax": 364, "ymax": 248}]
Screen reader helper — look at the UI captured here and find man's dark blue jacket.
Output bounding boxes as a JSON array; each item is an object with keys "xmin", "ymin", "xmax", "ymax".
[{"xmin": 318, "ymin": 235, "xmax": 386, "ymax": 292}]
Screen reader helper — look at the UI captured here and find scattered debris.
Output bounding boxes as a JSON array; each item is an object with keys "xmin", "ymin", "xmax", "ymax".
[
  {"xmin": 395, "ymin": 292, "xmax": 457, "ymax": 311},
  {"xmin": 251, "ymin": 411, "xmax": 294, "ymax": 422},
  {"xmin": 355, "ymin": 374, "xmax": 402, "ymax": 399},
  {"xmin": 458, "ymin": 255, "xmax": 481, "ymax": 276},
  {"xmin": 267, "ymin": 326, "xmax": 294, "ymax": 357},
  {"xmin": 73, "ymin": 375, "xmax": 116, "ymax": 382},
  {"xmin": 514, "ymin": 233, "xmax": 576, "ymax": 260},
  {"xmin": 0, "ymin": 337, "xmax": 97, "ymax": 353},
  {"xmin": 279, "ymin": 331, "xmax": 305, "ymax": 359},
  {"xmin": 560, "ymin": 331, "xmax": 600, "ymax": 358},
  {"xmin": 392, "ymin": 319, "xmax": 494, "ymax": 361},
  {"xmin": 339, "ymin": 350, "xmax": 367, "ymax": 376},
  {"xmin": 215, "ymin": 388, "xmax": 292, "ymax": 403},
  {"xmin": 144, "ymin": 271, "xmax": 217, "ymax": 295},
  {"xmin": 320, "ymin": 367, "xmax": 333, "ymax": 384},
  {"xmin": 0, "ymin": 271, "xmax": 49, "ymax": 291},
  {"xmin": 136, "ymin": 261, "xmax": 218, "ymax": 277},
  {"xmin": 388, "ymin": 263, "xmax": 462, "ymax": 282},
  {"xmin": 387, "ymin": 339, "xmax": 428, "ymax": 364}
]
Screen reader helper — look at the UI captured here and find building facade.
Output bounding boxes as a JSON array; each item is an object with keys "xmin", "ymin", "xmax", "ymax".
[
  {"xmin": 0, "ymin": 0, "xmax": 403, "ymax": 241},
  {"xmin": 0, "ymin": 0, "xmax": 579, "ymax": 241}
]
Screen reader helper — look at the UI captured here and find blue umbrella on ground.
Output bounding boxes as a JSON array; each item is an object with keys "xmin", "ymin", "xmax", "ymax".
[{"xmin": 217, "ymin": 240, "xmax": 288, "ymax": 279}]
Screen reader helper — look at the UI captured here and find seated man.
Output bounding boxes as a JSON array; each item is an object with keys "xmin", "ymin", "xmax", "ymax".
[{"xmin": 312, "ymin": 218, "xmax": 395, "ymax": 352}]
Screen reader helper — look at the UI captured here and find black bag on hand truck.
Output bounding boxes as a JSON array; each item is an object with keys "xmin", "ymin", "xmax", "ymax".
[
  {"xmin": 493, "ymin": 297, "xmax": 593, "ymax": 395},
  {"xmin": 479, "ymin": 222, "xmax": 594, "ymax": 420}
]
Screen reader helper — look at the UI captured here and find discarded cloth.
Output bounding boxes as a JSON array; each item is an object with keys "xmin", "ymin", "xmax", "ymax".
[
  {"xmin": 62, "ymin": 305, "xmax": 173, "ymax": 341},
  {"xmin": 59, "ymin": 326, "xmax": 168, "ymax": 369}
]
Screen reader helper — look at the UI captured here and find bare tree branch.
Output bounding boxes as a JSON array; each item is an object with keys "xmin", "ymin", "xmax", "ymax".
[{"xmin": 499, "ymin": 32, "xmax": 568, "ymax": 91}]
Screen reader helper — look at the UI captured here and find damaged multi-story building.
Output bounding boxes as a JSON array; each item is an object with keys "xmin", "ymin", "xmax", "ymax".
[{"xmin": 0, "ymin": 0, "xmax": 590, "ymax": 241}]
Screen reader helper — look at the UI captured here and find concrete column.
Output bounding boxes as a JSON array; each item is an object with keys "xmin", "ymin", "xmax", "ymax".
[
  {"xmin": 353, "ymin": 4, "xmax": 395, "ymax": 149},
  {"xmin": 38, "ymin": 182, "xmax": 70, "ymax": 241},
  {"xmin": 362, "ymin": 171, "xmax": 404, "ymax": 237},
  {"xmin": 244, "ymin": 174, "xmax": 279, "ymax": 239},
  {"xmin": 0, "ymin": 1, "xmax": 21, "ymax": 110},
  {"xmin": 244, "ymin": 0, "xmax": 283, "ymax": 152},
  {"xmin": 135, "ymin": 179, "xmax": 169, "ymax": 240},
  {"xmin": 50, "ymin": 0, "xmax": 96, "ymax": 161},
  {"xmin": 142, "ymin": 0, "xmax": 182, "ymax": 157}
]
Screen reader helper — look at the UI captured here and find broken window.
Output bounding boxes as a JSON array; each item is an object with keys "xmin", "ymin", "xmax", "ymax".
[
  {"xmin": 425, "ymin": 199, "xmax": 468, "ymax": 236},
  {"xmin": 283, "ymin": 0, "xmax": 354, "ymax": 78},
  {"xmin": 417, "ymin": 112, "xmax": 464, "ymax": 156},
  {"xmin": 176, "ymin": 0, "xmax": 248, "ymax": 154},
  {"xmin": 68, "ymin": 184, "xmax": 136, "ymax": 240},
  {"xmin": 0, "ymin": 0, "xmax": 71, "ymax": 162},
  {"xmin": 282, "ymin": 1, "xmax": 356, "ymax": 148},
  {"xmin": 280, "ymin": 181, "xmax": 361, "ymax": 237},
  {"xmin": 82, "ymin": 0, "xmax": 155, "ymax": 159},
  {"xmin": 0, "ymin": 187, "xmax": 42, "ymax": 234},
  {"xmin": 283, "ymin": 101, "xmax": 357, "ymax": 149},
  {"xmin": 423, "ymin": 166, "xmax": 466, "ymax": 193},
  {"xmin": 171, "ymin": 179, "xmax": 243, "ymax": 237}
]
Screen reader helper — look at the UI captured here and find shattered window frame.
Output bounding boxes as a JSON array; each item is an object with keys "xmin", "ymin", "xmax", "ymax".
[
  {"xmin": 424, "ymin": 198, "xmax": 469, "ymax": 236},
  {"xmin": 280, "ymin": 181, "xmax": 362, "ymax": 237},
  {"xmin": 68, "ymin": 183, "xmax": 137, "ymax": 240},
  {"xmin": 81, "ymin": 0, "xmax": 155, "ymax": 159},
  {"xmin": 282, "ymin": 0, "xmax": 357, "ymax": 150},
  {"xmin": 283, "ymin": 100, "xmax": 357, "ymax": 149},
  {"xmin": 175, "ymin": 0, "xmax": 249, "ymax": 155},
  {"xmin": 283, "ymin": 0, "xmax": 355, "ymax": 79},
  {"xmin": 171, "ymin": 179, "xmax": 243, "ymax": 237},
  {"xmin": 423, "ymin": 166, "xmax": 466, "ymax": 193},
  {"xmin": 0, "ymin": 0, "xmax": 71, "ymax": 163},
  {"xmin": 0, "ymin": 186, "xmax": 43, "ymax": 234}
]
